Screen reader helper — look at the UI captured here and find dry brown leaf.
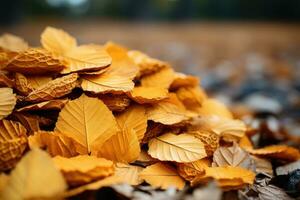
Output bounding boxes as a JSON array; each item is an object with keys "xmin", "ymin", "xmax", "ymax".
[
  {"xmin": 116, "ymin": 104, "xmax": 147, "ymax": 141},
  {"xmin": 98, "ymin": 93, "xmax": 131, "ymax": 112},
  {"xmin": 148, "ymin": 133, "xmax": 207, "ymax": 163},
  {"xmin": 0, "ymin": 72, "xmax": 14, "ymax": 88},
  {"xmin": 139, "ymin": 162, "xmax": 185, "ymax": 189},
  {"xmin": 176, "ymin": 86, "xmax": 207, "ymax": 110},
  {"xmin": 0, "ymin": 120, "xmax": 27, "ymax": 171},
  {"xmin": 5, "ymin": 48, "xmax": 64, "ymax": 75},
  {"xmin": 0, "ymin": 88, "xmax": 16, "ymax": 120},
  {"xmin": 0, "ymin": 148, "xmax": 67, "ymax": 200},
  {"xmin": 141, "ymin": 122, "xmax": 164, "ymax": 144},
  {"xmin": 212, "ymin": 143, "xmax": 254, "ymax": 170},
  {"xmin": 115, "ymin": 163, "xmax": 143, "ymax": 185},
  {"xmin": 53, "ymin": 155, "xmax": 114, "ymax": 186},
  {"xmin": 29, "ymin": 131, "xmax": 85, "ymax": 157},
  {"xmin": 177, "ymin": 158, "xmax": 211, "ymax": 181},
  {"xmin": 55, "ymin": 94, "xmax": 119, "ymax": 154},
  {"xmin": 41, "ymin": 27, "xmax": 111, "ymax": 74},
  {"xmin": 188, "ymin": 130, "xmax": 220, "ymax": 156},
  {"xmin": 17, "ymin": 99, "xmax": 68, "ymax": 112},
  {"xmin": 128, "ymin": 86, "xmax": 169, "ymax": 104},
  {"xmin": 141, "ymin": 67, "xmax": 175, "ymax": 89},
  {"xmin": 198, "ymin": 99, "xmax": 233, "ymax": 119},
  {"xmin": 251, "ymin": 155, "xmax": 273, "ymax": 175},
  {"xmin": 81, "ymin": 43, "xmax": 138, "ymax": 94},
  {"xmin": 246, "ymin": 145, "xmax": 300, "ymax": 162},
  {"xmin": 11, "ymin": 113, "xmax": 40, "ymax": 134},
  {"xmin": 170, "ymin": 72, "xmax": 199, "ymax": 90},
  {"xmin": 0, "ymin": 33, "xmax": 28, "ymax": 52},
  {"xmin": 128, "ymin": 50, "xmax": 169, "ymax": 76},
  {"xmin": 96, "ymin": 127, "xmax": 140, "ymax": 163},
  {"xmin": 25, "ymin": 73, "xmax": 78, "ymax": 103}
]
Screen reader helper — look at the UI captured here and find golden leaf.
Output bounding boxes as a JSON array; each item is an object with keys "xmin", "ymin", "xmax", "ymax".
[
  {"xmin": 148, "ymin": 133, "xmax": 207, "ymax": 162},
  {"xmin": 25, "ymin": 73, "xmax": 78, "ymax": 103},
  {"xmin": 141, "ymin": 122, "xmax": 164, "ymax": 144},
  {"xmin": 81, "ymin": 43, "xmax": 138, "ymax": 94},
  {"xmin": 115, "ymin": 163, "xmax": 143, "ymax": 185},
  {"xmin": 170, "ymin": 72, "xmax": 199, "ymax": 90},
  {"xmin": 127, "ymin": 50, "xmax": 169, "ymax": 76},
  {"xmin": 239, "ymin": 135, "xmax": 254, "ymax": 149},
  {"xmin": 198, "ymin": 99, "xmax": 233, "ymax": 119},
  {"xmin": 146, "ymin": 96, "xmax": 190, "ymax": 125},
  {"xmin": 116, "ymin": 104, "xmax": 147, "ymax": 141},
  {"xmin": 0, "ymin": 173, "xmax": 9, "ymax": 193},
  {"xmin": 176, "ymin": 86, "xmax": 207, "ymax": 111},
  {"xmin": 41, "ymin": 27, "xmax": 111, "ymax": 74},
  {"xmin": 5, "ymin": 48, "xmax": 64, "ymax": 75},
  {"xmin": 27, "ymin": 75, "xmax": 52, "ymax": 89},
  {"xmin": 55, "ymin": 94, "xmax": 119, "ymax": 153},
  {"xmin": 212, "ymin": 143, "xmax": 254, "ymax": 170},
  {"xmin": 17, "ymin": 99, "xmax": 68, "ymax": 112},
  {"xmin": 0, "ymin": 148, "xmax": 67, "ymax": 200},
  {"xmin": 129, "ymin": 86, "xmax": 169, "ymax": 104},
  {"xmin": 177, "ymin": 158, "xmax": 211, "ymax": 181},
  {"xmin": 0, "ymin": 120, "xmax": 27, "ymax": 171},
  {"xmin": 251, "ymin": 156, "xmax": 273, "ymax": 175},
  {"xmin": 53, "ymin": 155, "xmax": 114, "ymax": 186},
  {"xmin": 141, "ymin": 67, "xmax": 175, "ymax": 89},
  {"xmin": 139, "ymin": 162, "xmax": 185, "ymax": 190},
  {"xmin": 188, "ymin": 130, "xmax": 219, "ymax": 156},
  {"xmin": 246, "ymin": 145, "xmax": 300, "ymax": 162},
  {"xmin": 98, "ymin": 93, "xmax": 131, "ymax": 112},
  {"xmin": 0, "ymin": 33, "xmax": 28, "ymax": 52},
  {"xmin": 96, "ymin": 127, "xmax": 140, "ymax": 163},
  {"xmin": 29, "ymin": 131, "xmax": 86, "ymax": 157},
  {"xmin": 0, "ymin": 88, "xmax": 16, "ymax": 120}
]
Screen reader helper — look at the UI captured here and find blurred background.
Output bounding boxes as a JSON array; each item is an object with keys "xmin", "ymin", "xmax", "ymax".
[{"xmin": 1, "ymin": 0, "xmax": 300, "ymax": 135}]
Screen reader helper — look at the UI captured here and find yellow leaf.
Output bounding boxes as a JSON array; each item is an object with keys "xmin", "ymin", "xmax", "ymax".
[
  {"xmin": 17, "ymin": 99, "xmax": 68, "ymax": 112},
  {"xmin": 0, "ymin": 88, "xmax": 16, "ymax": 120},
  {"xmin": 96, "ymin": 127, "xmax": 140, "ymax": 163},
  {"xmin": 27, "ymin": 75, "xmax": 52, "ymax": 89},
  {"xmin": 170, "ymin": 72, "xmax": 199, "ymax": 90},
  {"xmin": 53, "ymin": 155, "xmax": 114, "ymax": 186},
  {"xmin": 139, "ymin": 162, "xmax": 185, "ymax": 189},
  {"xmin": 115, "ymin": 163, "xmax": 143, "ymax": 185},
  {"xmin": 129, "ymin": 86, "xmax": 169, "ymax": 104},
  {"xmin": 148, "ymin": 133, "xmax": 207, "ymax": 162},
  {"xmin": 177, "ymin": 158, "xmax": 211, "ymax": 181},
  {"xmin": 98, "ymin": 93, "xmax": 131, "ymax": 112},
  {"xmin": 176, "ymin": 86, "xmax": 207, "ymax": 110},
  {"xmin": 0, "ymin": 120, "xmax": 27, "ymax": 171},
  {"xmin": 0, "ymin": 33, "xmax": 28, "ymax": 52},
  {"xmin": 81, "ymin": 43, "xmax": 138, "ymax": 94},
  {"xmin": 55, "ymin": 94, "xmax": 119, "ymax": 154},
  {"xmin": 116, "ymin": 104, "xmax": 147, "ymax": 141},
  {"xmin": 141, "ymin": 67, "xmax": 175, "ymax": 89},
  {"xmin": 198, "ymin": 99, "xmax": 233, "ymax": 119},
  {"xmin": 0, "ymin": 148, "xmax": 67, "ymax": 200}
]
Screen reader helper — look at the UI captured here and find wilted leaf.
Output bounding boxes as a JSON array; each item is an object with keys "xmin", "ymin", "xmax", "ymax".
[
  {"xmin": 212, "ymin": 143, "xmax": 254, "ymax": 170},
  {"xmin": 0, "ymin": 33, "xmax": 28, "ymax": 52},
  {"xmin": 128, "ymin": 50, "xmax": 168, "ymax": 76},
  {"xmin": 115, "ymin": 163, "xmax": 143, "ymax": 185},
  {"xmin": 28, "ymin": 131, "xmax": 85, "ymax": 157},
  {"xmin": 5, "ymin": 48, "xmax": 64, "ymax": 75},
  {"xmin": 139, "ymin": 162, "xmax": 185, "ymax": 189},
  {"xmin": 98, "ymin": 93, "xmax": 131, "ymax": 112},
  {"xmin": 246, "ymin": 145, "xmax": 300, "ymax": 162},
  {"xmin": 0, "ymin": 120, "xmax": 27, "ymax": 171},
  {"xmin": 81, "ymin": 43, "xmax": 138, "ymax": 94},
  {"xmin": 170, "ymin": 72, "xmax": 199, "ymax": 90},
  {"xmin": 53, "ymin": 155, "xmax": 114, "ymax": 186},
  {"xmin": 148, "ymin": 133, "xmax": 207, "ymax": 162},
  {"xmin": 129, "ymin": 86, "xmax": 169, "ymax": 104},
  {"xmin": 0, "ymin": 88, "xmax": 16, "ymax": 120},
  {"xmin": 17, "ymin": 99, "xmax": 68, "ymax": 112},
  {"xmin": 0, "ymin": 148, "xmax": 67, "ymax": 200},
  {"xmin": 55, "ymin": 94, "xmax": 119, "ymax": 154},
  {"xmin": 96, "ymin": 127, "xmax": 140, "ymax": 163},
  {"xmin": 141, "ymin": 67, "xmax": 175, "ymax": 89},
  {"xmin": 25, "ymin": 73, "xmax": 78, "ymax": 103},
  {"xmin": 197, "ymin": 99, "xmax": 233, "ymax": 119},
  {"xmin": 177, "ymin": 158, "xmax": 211, "ymax": 181},
  {"xmin": 116, "ymin": 104, "xmax": 147, "ymax": 141}
]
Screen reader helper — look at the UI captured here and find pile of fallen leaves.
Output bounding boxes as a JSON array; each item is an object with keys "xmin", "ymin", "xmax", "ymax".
[{"xmin": 0, "ymin": 27, "xmax": 299, "ymax": 200}]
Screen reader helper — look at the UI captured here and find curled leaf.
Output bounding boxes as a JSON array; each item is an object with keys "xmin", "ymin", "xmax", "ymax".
[
  {"xmin": 129, "ymin": 86, "xmax": 169, "ymax": 104},
  {"xmin": 17, "ymin": 99, "xmax": 68, "ymax": 112},
  {"xmin": 170, "ymin": 72, "xmax": 199, "ymax": 90}
]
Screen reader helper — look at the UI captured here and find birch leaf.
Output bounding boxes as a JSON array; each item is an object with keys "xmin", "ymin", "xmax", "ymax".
[
  {"xmin": 141, "ymin": 67, "xmax": 175, "ymax": 89},
  {"xmin": 0, "ymin": 88, "xmax": 16, "ymax": 120},
  {"xmin": 148, "ymin": 133, "xmax": 207, "ymax": 162},
  {"xmin": 139, "ymin": 162, "xmax": 185, "ymax": 189},
  {"xmin": 55, "ymin": 94, "xmax": 119, "ymax": 154},
  {"xmin": 129, "ymin": 86, "xmax": 169, "ymax": 104},
  {"xmin": 115, "ymin": 163, "xmax": 143, "ymax": 185},
  {"xmin": 0, "ymin": 148, "xmax": 67, "ymax": 200},
  {"xmin": 116, "ymin": 104, "xmax": 147, "ymax": 141}
]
